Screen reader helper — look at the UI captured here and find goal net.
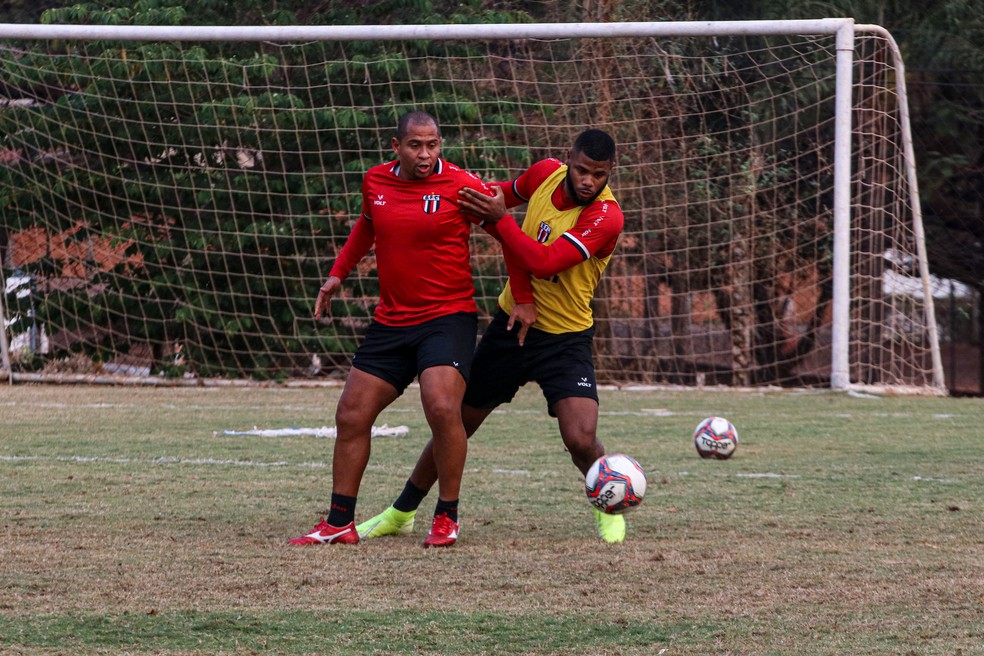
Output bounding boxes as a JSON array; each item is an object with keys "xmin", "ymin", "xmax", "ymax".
[{"xmin": 0, "ymin": 20, "xmax": 945, "ymax": 393}]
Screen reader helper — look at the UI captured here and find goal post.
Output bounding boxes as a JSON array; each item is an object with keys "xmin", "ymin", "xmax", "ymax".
[{"xmin": 0, "ymin": 19, "xmax": 946, "ymax": 393}]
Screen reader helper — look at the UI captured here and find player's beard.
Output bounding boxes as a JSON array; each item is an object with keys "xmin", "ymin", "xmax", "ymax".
[{"xmin": 565, "ymin": 169, "xmax": 606, "ymax": 206}]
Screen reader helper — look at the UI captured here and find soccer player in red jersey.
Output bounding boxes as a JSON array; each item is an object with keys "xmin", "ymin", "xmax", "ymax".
[
  {"xmin": 356, "ymin": 129, "xmax": 632, "ymax": 543},
  {"xmin": 289, "ymin": 111, "xmax": 499, "ymax": 548}
]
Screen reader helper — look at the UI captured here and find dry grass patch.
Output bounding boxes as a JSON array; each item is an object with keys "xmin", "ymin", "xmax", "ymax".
[{"xmin": 1, "ymin": 384, "xmax": 982, "ymax": 654}]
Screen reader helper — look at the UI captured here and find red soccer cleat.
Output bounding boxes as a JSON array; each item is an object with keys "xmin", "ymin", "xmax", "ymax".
[
  {"xmin": 422, "ymin": 513, "xmax": 459, "ymax": 548},
  {"xmin": 288, "ymin": 519, "xmax": 359, "ymax": 545}
]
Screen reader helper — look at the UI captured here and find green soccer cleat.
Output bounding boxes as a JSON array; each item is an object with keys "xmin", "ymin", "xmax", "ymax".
[
  {"xmin": 356, "ymin": 506, "xmax": 416, "ymax": 539},
  {"xmin": 593, "ymin": 508, "xmax": 626, "ymax": 544}
]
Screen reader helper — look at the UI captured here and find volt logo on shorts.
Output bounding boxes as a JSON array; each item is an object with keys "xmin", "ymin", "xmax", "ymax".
[
  {"xmin": 577, "ymin": 377, "xmax": 593, "ymax": 388},
  {"xmin": 422, "ymin": 194, "xmax": 441, "ymax": 214}
]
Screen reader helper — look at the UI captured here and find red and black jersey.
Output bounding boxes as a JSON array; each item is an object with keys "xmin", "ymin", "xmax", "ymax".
[{"xmin": 329, "ymin": 159, "xmax": 492, "ymax": 326}]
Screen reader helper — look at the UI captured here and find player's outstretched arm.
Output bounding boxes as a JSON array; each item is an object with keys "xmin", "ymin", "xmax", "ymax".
[
  {"xmin": 458, "ymin": 185, "xmax": 509, "ymax": 225},
  {"xmin": 495, "ymin": 219, "xmax": 586, "ymax": 279},
  {"xmin": 495, "ymin": 201, "xmax": 623, "ymax": 280}
]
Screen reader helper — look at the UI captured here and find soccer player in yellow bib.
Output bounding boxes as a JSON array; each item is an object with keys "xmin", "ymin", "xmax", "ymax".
[{"xmin": 357, "ymin": 129, "xmax": 629, "ymax": 543}]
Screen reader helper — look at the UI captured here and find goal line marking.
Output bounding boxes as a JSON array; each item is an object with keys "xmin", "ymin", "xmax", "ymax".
[{"xmin": 217, "ymin": 424, "xmax": 409, "ymax": 438}]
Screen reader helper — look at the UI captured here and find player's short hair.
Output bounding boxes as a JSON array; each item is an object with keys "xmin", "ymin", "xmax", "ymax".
[
  {"xmin": 397, "ymin": 111, "xmax": 441, "ymax": 140},
  {"xmin": 572, "ymin": 129, "xmax": 616, "ymax": 162}
]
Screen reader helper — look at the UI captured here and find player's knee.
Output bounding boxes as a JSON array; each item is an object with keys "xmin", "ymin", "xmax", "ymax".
[
  {"xmin": 565, "ymin": 433, "xmax": 603, "ymax": 460},
  {"xmin": 335, "ymin": 399, "xmax": 367, "ymax": 432},
  {"xmin": 422, "ymin": 395, "xmax": 462, "ymax": 428}
]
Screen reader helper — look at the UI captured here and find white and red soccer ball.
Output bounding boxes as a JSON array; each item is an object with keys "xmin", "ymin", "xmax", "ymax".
[
  {"xmin": 693, "ymin": 416, "xmax": 739, "ymax": 459},
  {"xmin": 584, "ymin": 453, "xmax": 647, "ymax": 514}
]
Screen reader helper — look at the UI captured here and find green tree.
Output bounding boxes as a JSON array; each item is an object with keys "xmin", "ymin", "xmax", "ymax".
[
  {"xmin": 696, "ymin": 0, "xmax": 984, "ymax": 278},
  {"xmin": 1, "ymin": 0, "xmax": 533, "ymax": 378}
]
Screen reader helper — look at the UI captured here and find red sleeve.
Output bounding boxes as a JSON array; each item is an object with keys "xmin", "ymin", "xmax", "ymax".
[
  {"xmin": 485, "ymin": 160, "xmax": 567, "ymax": 298},
  {"xmin": 511, "ymin": 159, "xmax": 564, "ymax": 204},
  {"xmin": 496, "ymin": 200, "xmax": 624, "ymax": 280},
  {"xmin": 328, "ymin": 214, "xmax": 375, "ymax": 281},
  {"xmin": 492, "ymin": 180, "xmax": 525, "ymax": 210},
  {"xmin": 489, "ymin": 159, "xmax": 564, "ymax": 210},
  {"xmin": 483, "ymin": 220, "xmax": 534, "ymax": 303},
  {"xmin": 458, "ymin": 169, "xmax": 497, "ymax": 224},
  {"xmin": 507, "ymin": 257, "xmax": 535, "ymax": 303},
  {"xmin": 496, "ymin": 219, "xmax": 584, "ymax": 279}
]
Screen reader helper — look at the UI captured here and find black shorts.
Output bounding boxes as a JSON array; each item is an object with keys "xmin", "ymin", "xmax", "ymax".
[
  {"xmin": 352, "ymin": 312, "xmax": 478, "ymax": 394},
  {"xmin": 464, "ymin": 309, "xmax": 597, "ymax": 414}
]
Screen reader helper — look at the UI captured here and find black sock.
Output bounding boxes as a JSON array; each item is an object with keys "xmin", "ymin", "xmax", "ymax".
[
  {"xmin": 435, "ymin": 497, "xmax": 459, "ymax": 524},
  {"xmin": 393, "ymin": 480, "xmax": 430, "ymax": 513},
  {"xmin": 326, "ymin": 492, "xmax": 356, "ymax": 526}
]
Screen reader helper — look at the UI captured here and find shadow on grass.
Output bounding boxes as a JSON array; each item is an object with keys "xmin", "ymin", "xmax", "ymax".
[{"xmin": 0, "ymin": 609, "xmax": 704, "ymax": 653}]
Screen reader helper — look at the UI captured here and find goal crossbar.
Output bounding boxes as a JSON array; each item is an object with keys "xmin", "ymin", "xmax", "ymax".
[{"xmin": 0, "ymin": 19, "xmax": 854, "ymax": 42}]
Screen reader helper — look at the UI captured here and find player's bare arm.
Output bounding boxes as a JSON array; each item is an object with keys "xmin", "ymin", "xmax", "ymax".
[
  {"xmin": 314, "ymin": 275, "xmax": 342, "ymax": 321},
  {"xmin": 458, "ymin": 185, "xmax": 508, "ymax": 224}
]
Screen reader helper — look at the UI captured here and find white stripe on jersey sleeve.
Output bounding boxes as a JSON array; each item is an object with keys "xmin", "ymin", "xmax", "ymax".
[
  {"xmin": 512, "ymin": 179, "xmax": 529, "ymax": 202},
  {"xmin": 561, "ymin": 232, "xmax": 590, "ymax": 260}
]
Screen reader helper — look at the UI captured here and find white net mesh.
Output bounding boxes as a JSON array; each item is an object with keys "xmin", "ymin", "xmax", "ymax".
[{"xmin": 0, "ymin": 26, "xmax": 943, "ymax": 391}]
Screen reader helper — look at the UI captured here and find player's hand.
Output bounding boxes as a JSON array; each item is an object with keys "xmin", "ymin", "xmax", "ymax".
[
  {"xmin": 459, "ymin": 185, "xmax": 508, "ymax": 225},
  {"xmin": 507, "ymin": 302, "xmax": 537, "ymax": 346},
  {"xmin": 314, "ymin": 276, "xmax": 342, "ymax": 322}
]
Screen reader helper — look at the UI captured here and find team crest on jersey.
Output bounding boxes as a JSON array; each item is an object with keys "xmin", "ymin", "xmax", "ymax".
[
  {"xmin": 536, "ymin": 221, "xmax": 552, "ymax": 243},
  {"xmin": 422, "ymin": 194, "xmax": 441, "ymax": 214}
]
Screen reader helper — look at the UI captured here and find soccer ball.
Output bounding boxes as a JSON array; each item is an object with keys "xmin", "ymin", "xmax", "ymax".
[
  {"xmin": 584, "ymin": 453, "xmax": 647, "ymax": 514},
  {"xmin": 693, "ymin": 416, "xmax": 739, "ymax": 459}
]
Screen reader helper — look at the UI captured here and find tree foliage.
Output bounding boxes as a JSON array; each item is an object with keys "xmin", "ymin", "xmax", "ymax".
[
  {"xmin": 699, "ymin": 0, "xmax": 984, "ymax": 292},
  {"xmin": 1, "ymin": 0, "xmax": 534, "ymax": 378}
]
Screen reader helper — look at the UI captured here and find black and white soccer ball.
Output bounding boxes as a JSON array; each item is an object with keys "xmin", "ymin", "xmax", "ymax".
[
  {"xmin": 584, "ymin": 453, "xmax": 647, "ymax": 514},
  {"xmin": 693, "ymin": 416, "xmax": 739, "ymax": 460}
]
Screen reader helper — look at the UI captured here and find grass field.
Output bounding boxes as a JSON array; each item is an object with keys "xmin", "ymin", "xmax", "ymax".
[{"xmin": 0, "ymin": 383, "xmax": 982, "ymax": 655}]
